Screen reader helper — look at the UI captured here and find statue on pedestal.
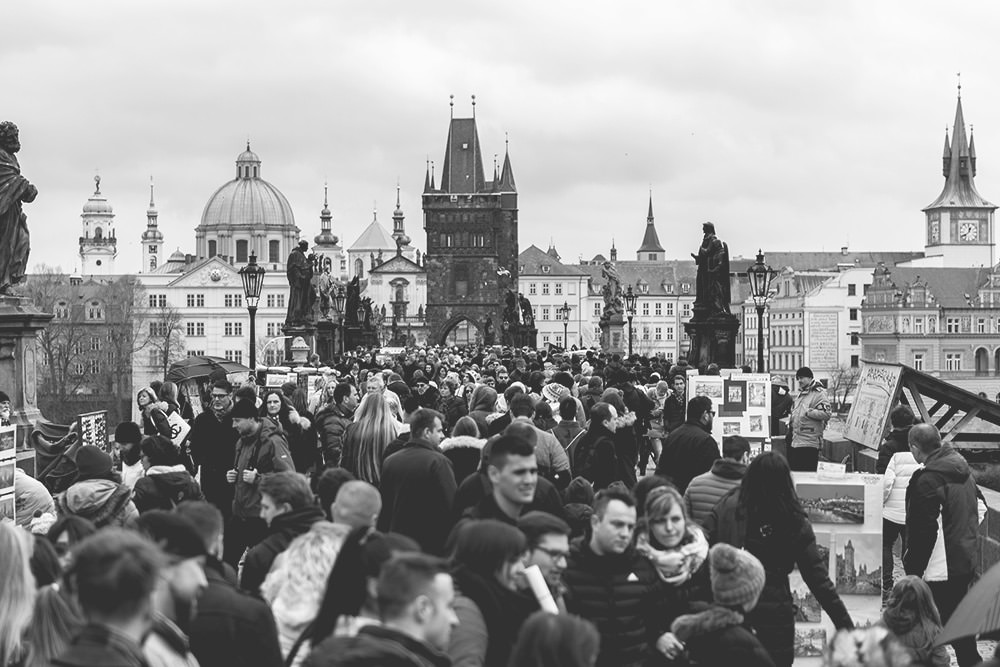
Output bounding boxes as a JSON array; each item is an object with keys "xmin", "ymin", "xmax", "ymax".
[
  {"xmin": 691, "ymin": 222, "xmax": 731, "ymax": 317},
  {"xmin": 600, "ymin": 261, "xmax": 624, "ymax": 318},
  {"xmin": 0, "ymin": 122, "xmax": 36, "ymax": 295},
  {"xmin": 285, "ymin": 240, "xmax": 315, "ymax": 327}
]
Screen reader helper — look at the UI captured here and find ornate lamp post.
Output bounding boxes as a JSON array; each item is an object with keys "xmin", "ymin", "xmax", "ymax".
[
  {"xmin": 333, "ymin": 286, "xmax": 346, "ymax": 355},
  {"xmin": 558, "ymin": 301, "xmax": 571, "ymax": 350},
  {"xmin": 624, "ymin": 285, "xmax": 638, "ymax": 357},
  {"xmin": 238, "ymin": 252, "xmax": 265, "ymax": 370},
  {"xmin": 747, "ymin": 249, "xmax": 778, "ymax": 373}
]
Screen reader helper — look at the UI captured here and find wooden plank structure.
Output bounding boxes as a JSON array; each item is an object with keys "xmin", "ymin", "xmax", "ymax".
[{"xmin": 846, "ymin": 361, "xmax": 1000, "ymax": 450}]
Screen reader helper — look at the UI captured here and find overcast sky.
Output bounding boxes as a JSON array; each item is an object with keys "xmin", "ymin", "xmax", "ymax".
[{"xmin": 5, "ymin": 0, "xmax": 1000, "ymax": 274}]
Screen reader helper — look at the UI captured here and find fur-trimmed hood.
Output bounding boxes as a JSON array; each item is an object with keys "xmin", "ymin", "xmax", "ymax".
[
  {"xmin": 671, "ymin": 604, "xmax": 746, "ymax": 642},
  {"xmin": 439, "ymin": 435, "xmax": 486, "ymax": 453}
]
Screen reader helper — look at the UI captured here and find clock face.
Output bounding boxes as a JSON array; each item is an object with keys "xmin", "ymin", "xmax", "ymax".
[{"xmin": 960, "ymin": 222, "xmax": 979, "ymax": 242}]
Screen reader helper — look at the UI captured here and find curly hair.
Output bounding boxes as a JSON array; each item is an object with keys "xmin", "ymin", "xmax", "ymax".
[{"xmin": 0, "ymin": 121, "xmax": 18, "ymax": 145}]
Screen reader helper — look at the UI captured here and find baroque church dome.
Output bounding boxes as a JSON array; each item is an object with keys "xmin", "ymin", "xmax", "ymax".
[{"xmin": 199, "ymin": 143, "xmax": 296, "ymax": 230}]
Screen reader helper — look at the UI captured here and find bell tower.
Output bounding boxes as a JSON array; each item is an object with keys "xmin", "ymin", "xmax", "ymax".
[
  {"xmin": 79, "ymin": 175, "xmax": 118, "ymax": 275},
  {"xmin": 141, "ymin": 177, "xmax": 163, "ymax": 273}
]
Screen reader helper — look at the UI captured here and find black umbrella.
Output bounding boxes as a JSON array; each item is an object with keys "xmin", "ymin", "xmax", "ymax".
[
  {"xmin": 166, "ymin": 355, "xmax": 250, "ymax": 382},
  {"xmin": 936, "ymin": 559, "xmax": 1000, "ymax": 645}
]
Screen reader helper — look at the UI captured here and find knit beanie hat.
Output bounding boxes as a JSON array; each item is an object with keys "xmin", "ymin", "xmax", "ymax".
[
  {"xmin": 709, "ymin": 543, "xmax": 765, "ymax": 611},
  {"xmin": 542, "ymin": 382, "xmax": 569, "ymax": 404},
  {"xmin": 75, "ymin": 446, "xmax": 114, "ymax": 480},
  {"xmin": 230, "ymin": 399, "xmax": 259, "ymax": 420},
  {"xmin": 114, "ymin": 421, "xmax": 142, "ymax": 445}
]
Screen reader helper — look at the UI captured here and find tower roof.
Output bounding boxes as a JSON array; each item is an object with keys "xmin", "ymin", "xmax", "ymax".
[
  {"xmin": 440, "ymin": 117, "xmax": 486, "ymax": 194},
  {"xmin": 637, "ymin": 193, "xmax": 665, "ymax": 253},
  {"xmin": 924, "ymin": 94, "xmax": 996, "ymax": 210},
  {"xmin": 349, "ymin": 208, "xmax": 395, "ymax": 251},
  {"xmin": 498, "ymin": 143, "xmax": 516, "ymax": 192}
]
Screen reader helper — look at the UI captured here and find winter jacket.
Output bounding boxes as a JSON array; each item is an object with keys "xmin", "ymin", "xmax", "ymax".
[
  {"xmin": 789, "ymin": 379, "xmax": 831, "ymax": 449},
  {"xmin": 663, "ymin": 393, "xmax": 686, "ymax": 433},
  {"xmin": 579, "ymin": 387, "xmax": 603, "ymax": 420},
  {"xmin": 572, "ymin": 423, "xmax": 626, "ymax": 491},
  {"xmin": 904, "ymin": 445, "xmax": 980, "ymax": 581},
  {"xmin": 551, "ymin": 419, "xmax": 583, "ymax": 449},
  {"xmin": 142, "ymin": 615, "xmax": 199, "ymax": 667},
  {"xmin": 683, "ymin": 458, "xmax": 746, "ymax": 527},
  {"xmin": 448, "ymin": 565, "xmax": 538, "ymax": 667},
  {"xmin": 13, "ymin": 468, "xmax": 54, "ymax": 529},
  {"xmin": 313, "ymin": 403, "xmax": 353, "ymax": 467},
  {"xmin": 188, "ymin": 557, "xmax": 284, "ymax": 667},
  {"xmin": 509, "ymin": 416, "xmax": 570, "ymax": 480},
  {"xmin": 377, "ymin": 437, "xmax": 457, "ymax": 556},
  {"xmin": 303, "ymin": 625, "xmax": 451, "ymax": 667},
  {"xmin": 232, "ymin": 420, "xmax": 295, "ymax": 520},
  {"xmin": 563, "ymin": 539, "xmax": 667, "ymax": 667},
  {"xmin": 51, "ymin": 623, "xmax": 150, "ymax": 667},
  {"xmin": 655, "ymin": 421, "xmax": 720, "ymax": 495},
  {"xmin": 142, "ymin": 404, "xmax": 173, "ymax": 439},
  {"xmin": 876, "ymin": 426, "xmax": 912, "ymax": 474},
  {"xmin": 132, "ymin": 466, "xmax": 204, "ymax": 514},
  {"xmin": 241, "ymin": 504, "xmax": 326, "ymax": 595},
  {"xmin": 453, "ymin": 472, "xmax": 567, "ymax": 525},
  {"xmin": 55, "ymin": 478, "xmax": 139, "ymax": 528},
  {"xmin": 671, "ymin": 604, "xmax": 776, "ymax": 667},
  {"xmin": 436, "ymin": 394, "xmax": 468, "ymax": 432},
  {"xmin": 703, "ymin": 489, "xmax": 853, "ymax": 667},
  {"xmin": 188, "ymin": 410, "xmax": 237, "ymax": 517},
  {"xmin": 882, "ymin": 451, "xmax": 919, "ymax": 525},
  {"xmin": 439, "ymin": 436, "xmax": 484, "ymax": 487},
  {"xmin": 879, "ymin": 620, "xmax": 949, "ymax": 667},
  {"xmin": 287, "ymin": 408, "xmax": 319, "ymax": 474}
]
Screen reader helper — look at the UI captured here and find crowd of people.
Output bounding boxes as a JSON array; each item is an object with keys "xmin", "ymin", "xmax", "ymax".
[{"xmin": 1, "ymin": 345, "xmax": 997, "ymax": 666}]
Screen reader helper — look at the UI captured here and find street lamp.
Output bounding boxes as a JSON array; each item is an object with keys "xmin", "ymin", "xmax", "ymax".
[
  {"xmin": 333, "ymin": 286, "xmax": 347, "ymax": 355},
  {"xmin": 238, "ymin": 252, "xmax": 265, "ymax": 370},
  {"xmin": 747, "ymin": 249, "xmax": 778, "ymax": 373},
  {"xmin": 623, "ymin": 286, "xmax": 638, "ymax": 357},
  {"xmin": 558, "ymin": 301, "xmax": 571, "ymax": 350}
]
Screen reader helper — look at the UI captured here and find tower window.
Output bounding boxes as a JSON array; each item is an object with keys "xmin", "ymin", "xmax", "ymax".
[
  {"xmin": 454, "ymin": 265, "xmax": 469, "ymax": 297},
  {"xmin": 149, "ymin": 257, "xmax": 157, "ymax": 271},
  {"xmin": 354, "ymin": 258, "xmax": 364, "ymax": 279},
  {"xmin": 208, "ymin": 240, "xmax": 217, "ymax": 258},
  {"xmin": 95, "ymin": 227, "xmax": 103, "ymax": 239},
  {"xmin": 236, "ymin": 240, "xmax": 249, "ymax": 263},
  {"xmin": 269, "ymin": 240, "xmax": 280, "ymax": 263},
  {"xmin": 148, "ymin": 245, "xmax": 158, "ymax": 254}
]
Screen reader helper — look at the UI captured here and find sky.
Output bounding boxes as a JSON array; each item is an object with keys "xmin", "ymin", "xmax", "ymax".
[{"xmin": 5, "ymin": 0, "xmax": 1000, "ymax": 274}]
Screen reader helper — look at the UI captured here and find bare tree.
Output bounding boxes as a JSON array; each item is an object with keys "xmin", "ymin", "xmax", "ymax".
[
  {"xmin": 101, "ymin": 276, "xmax": 152, "ymax": 418},
  {"xmin": 147, "ymin": 305, "xmax": 186, "ymax": 378},
  {"xmin": 828, "ymin": 364, "xmax": 862, "ymax": 412}
]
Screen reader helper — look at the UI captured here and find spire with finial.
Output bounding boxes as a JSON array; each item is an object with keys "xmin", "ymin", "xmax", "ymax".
[
  {"xmin": 392, "ymin": 181, "xmax": 406, "ymax": 240},
  {"xmin": 637, "ymin": 190, "xmax": 664, "ymax": 259},
  {"xmin": 970, "ymin": 124, "xmax": 977, "ymax": 175},
  {"xmin": 314, "ymin": 182, "xmax": 339, "ymax": 247},
  {"xmin": 430, "ymin": 161, "xmax": 435, "ymax": 190},
  {"xmin": 610, "ymin": 238, "xmax": 618, "ymax": 262},
  {"xmin": 498, "ymin": 132, "xmax": 516, "ymax": 192},
  {"xmin": 424, "ymin": 158, "xmax": 432, "ymax": 193},
  {"xmin": 547, "ymin": 238, "xmax": 560, "ymax": 261},
  {"xmin": 942, "ymin": 127, "xmax": 951, "ymax": 177}
]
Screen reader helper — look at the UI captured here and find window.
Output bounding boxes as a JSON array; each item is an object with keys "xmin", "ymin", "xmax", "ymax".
[
  {"xmin": 89, "ymin": 359, "xmax": 100, "ymax": 374},
  {"xmin": 946, "ymin": 317, "xmax": 960, "ymax": 334},
  {"xmin": 642, "ymin": 303, "xmax": 650, "ymax": 316},
  {"xmin": 187, "ymin": 350, "xmax": 205, "ymax": 357},
  {"xmin": 225, "ymin": 294, "xmax": 243, "ymax": 308},
  {"xmin": 186, "ymin": 322, "xmax": 205, "ymax": 337},
  {"xmin": 914, "ymin": 318, "xmax": 924, "ymax": 334},
  {"xmin": 541, "ymin": 266, "xmax": 550, "ymax": 274},
  {"xmin": 86, "ymin": 301, "xmax": 104, "ymax": 321},
  {"xmin": 148, "ymin": 350, "xmax": 161, "ymax": 366},
  {"xmin": 682, "ymin": 303, "xmax": 691, "ymax": 318},
  {"xmin": 665, "ymin": 326, "xmax": 674, "ymax": 340},
  {"xmin": 73, "ymin": 362, "xmax": 85, "ymax": 376},
  {"xmin": 454, "ymin": 265, "xmax": 468, "ymax": 298},
  {"xmin": 655, "ymin": 302, "xmax": 662, "ymax": 316},
  {"xmin": 208, "ymin": 240, "xmax": 217, "ymax": 258},
  {"xmin": 186, "ymin": 294, "xmax": 204, "ymax": 308},
  {"xmin": 648, "ymin": 253, "xmax": 656, "ymax": 261},
  {"xmin": 665, "ymin": 303, "xmax": 674, "ymax": 316},
  {"xmin": 849, "ymin": 308, "xmax": 858, "ymax": 321},
  {"xmin": 269, "ymin": 240, "xmax": 280, "ymax": 264},
  {"xmin": 541, "ymin": 308, "xmax": 550, "ymax": 321},
  {"xmin": 54, "ymin": 300, "xmax": 70, "ymax": 319},
  {"xmin": 236, "ymin": 240, "xmax": 249, "ymax": 263},
  {"xmin": 594, "ymin": 302, "xmax": 601, "ymax": 317},
  {"xmin": 655, "ymin": 327, "xmax": 662, "ymax": 341},
  {"xmin": 913, "ymin": 353, "xmax": 924, "ymax": 371},
  {"xmin": 148, "ymin": 244, "xmax": 158, "ymax": 254},
  {"xmin": 978, "ymin": 318, "xmax": 987, "ymax": 334},
  {"xmin": 681, "ymin": 283, "xmax": 691, "ymax": 294},
  {"xmin": 72, "ymin": 341, "xmax": 82, "ymax": 355},
  {"xmin": 266, "ymin": 322, "xmax": 282, "ymax": 337},
  {"xmin": 224, "ymin": 350, "xmax": 244, "ymax": 364},
  {"xmin": 266, "ymin": 294, "xmax": 285, "ymax": 308},
  {"xmin": 850, "ymin": 332, "xmax": 859, "ymax": 346},
  {"xmin": 149, "ymin": 321, "xmax": 168, "ymax": 337},
  {"xmin": 945, "ymin": 353, "xmax": 961, "ymax": 371},
  {"xmin": 90, "ymin": 336, "xmax": 100, "ymax": 351},
  {"xmin": 666, "ymin": 284, "xmax": 674, "ymax": 294},
  {"xmin": 542, "ymin": 283, "xmax": 550, "ymax": 295},
  {"xmin": 529, "ymin": 283, "xmax": 536, "ymax": 295},
  {"xmin": 542, "ymin": 335, "xmax": 550, "ymax": 344},
  {"xmin": 554, "ymin": 283, "xmax": 562, "ymax": 295},
  {"xmin": 224, "ymin": 322, "xmax": 243, "ymax": 336},
  {"xmin": 847, "ymin": 284, "xmax": 856, "ymax": 296},
  {"xmin": 642, "ymin": 327, "xmax": 650, "ymax": 340},
  {"xmin": 148, "ymin": 294, "xmax": 167, "ymax": 308}
]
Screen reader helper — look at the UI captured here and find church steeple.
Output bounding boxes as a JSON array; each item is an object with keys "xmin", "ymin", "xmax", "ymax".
[
  {"xmin": 141, "ymin": 176, "xmax": 163, "ymax": 273},
  {"xmin": 637, "ymin": 191, "xmax": 665, "ymax": 261},
  {"xmin": 80, "ymin": 174, "xmax": 118, "ymax": 275},
  {"xmin": 498, "ymin": 136, "xmax": 516, "ymax": 192},
  {"xmin": 439, "ymin": 98, "xmax": 486, "ymax": 194},
  {"xmin": 392, "ymin": 183, "xmax": 406, "ymax": 241},
  {"xmin": 313, "ymin": 183, "xmax": 339, "ymax": 247}
]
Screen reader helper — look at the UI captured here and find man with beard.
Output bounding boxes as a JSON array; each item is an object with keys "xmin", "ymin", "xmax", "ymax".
[
  {"xmin": 189, "ymin": 380, "xmax": 239, "ymax": 522},
  {"xmin": 135, "ymin": 511, "xmax": 210, "ymax": 667},
  {"xmin": 0, "ymin": 121, "xmax": 36, "ymax": 294},
  {"xmin": 655, "ymin": 395, "xmax": 719, "ymax": 494}
]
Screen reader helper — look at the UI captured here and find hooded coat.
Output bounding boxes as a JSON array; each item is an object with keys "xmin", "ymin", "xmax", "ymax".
[
  {"xmin": 789, "ymin": 379, "xmax": 831, "ymax": 450},
  {"xmin": 55, "ymin": 478, "xmax": 139, "ymax": 528},
  {"xmin": 132, "ymin": 465, "xmax": 204, "ymax": 513},
  {"xmin": 241, "ymin": 504, "xmax": 327, "ymax": 595},
  {"xmin": 438, "ymin": 435, "xmax": 485, "ymax": 486},
  {"xmin": 232, "ymin": 420, "xmax": 295, "ymax": 520},
  {"xmin": 671, "ymin": 604, "xmax": 775, "ymax": 667}
]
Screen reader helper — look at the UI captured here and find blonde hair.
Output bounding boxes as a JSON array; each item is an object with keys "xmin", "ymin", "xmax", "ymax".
[
  {"xmin": 352, "ymin": 393, "xmax": 398, "ymax": 486},
  {"xmin": 645, "ymin": 485, "xmax": 689, "ymax": 524},
  {"xmin": 0, "ymin": 522, "xmax": 36, "ymax": 665},
  {"xmin": 883, "ymin": 575, "xmax": 943, "ymax": 637},
  {"xmin": 24, "ymin": 585, "xmax": 83, "ymax": 667}
]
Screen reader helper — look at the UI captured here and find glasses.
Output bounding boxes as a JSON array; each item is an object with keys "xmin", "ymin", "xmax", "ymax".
[
  {"xmin": 706, "ymin": 410, "xmax": 716, "ymax": 415},
  {"xmin": 533, "ymin": 546, "xmax": 569, "ymax": 562},
  {"xmin": 211, "ymin": 393, "xmax": 230, "ymax": 400}
]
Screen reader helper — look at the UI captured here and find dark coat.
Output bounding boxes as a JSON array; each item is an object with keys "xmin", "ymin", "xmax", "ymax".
[
  {"xmin": 189, "ymin": 558, "xmax": 284, "ymax": 667},
  {"xmin": 377, "ymin": 438, "xmax": 457, "ymax": 556},
  {"xmin": 671, "ymin": 604, "xmax": 775, "ymax": 667},
  {"xmin": 436, "ymin": 394, "xmax": 468, "ymax": 432},
  {"xmin": 438, "ymin": 436, "xmax": 484, "ymax": 488},
  {"xmin": 288, "ymin": 408, "xmax": 319, "ymax": 473},
  {"xmin": 663, "ymin": 393, "xmax": 686, "ymax": 433},
  {"xmin": 232, "ymin": 420, "xmax": 295, "ymax": 519},
  {"xmin": 240, "ymin": 504, "xmax": 326, "ymax": 594},
  {"xmin": 904, "ymin": 444, "xmax": 980, "ymax": 579},
  {"xmin": 50, "ymin": 623, "xmax": 149, "ymax": 667},
  {"xmin": 572, "ymin": 423, "xmax": 631, "ymax": 490},
  {"xmin": 563, "ymin": 540, "xmax": 666, "ymax": 667},
  {"xmin": 703, "ymin": 489, "xmax": 853, "ymax": 667},
  {"xmin": 453, "ymin": 471, "xmax": 566, "ymax": 523},
  {"xmin": 656, "ymin": 421, "xmax": 719, "ymax": 494},
  {"xmin": 551, "ymin": 420, "xmax": 583, "ymax": 449},
  {"xmin": 313, "ymin": 403, "xmax": 353, "ymax": 467},
  {"xmin": 876, "ymin": 427, "xmax": 912, "ymax": 474},
  {"xmin": 132, "ymin": 469, "xmax": 204, "ymax": 514},
  {"xmin": 303, "ymin": 624, "xmax": 451, "ymax": 667},
  {"xmin": 485, "ymin": 412, "xmax": 511, "ymax": 438},
  {"xmin": 188, "ymin": 410, "xmax": 237, "ymax": 517}
]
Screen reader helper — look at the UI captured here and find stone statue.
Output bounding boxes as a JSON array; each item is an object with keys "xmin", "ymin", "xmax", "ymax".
[
  {"xmin": 518, "ymin": 293, "xmax": 534, "ymax": 327},
  {"xmin": 345, "ymin": 276, "xmax": 361, "ymax": 325},
  {"xmin": 285, "ymin": 240, "xmax": 315, "ymax": 326},
  {"xmin": 483, "ymin": 317, "xmax": 495, "ymax": 345},
  {"xmin": 315, "ymin": 265, "xmax": 334, "ymax": 320},
  {"xmin": 0, "ymin": 122, "xmax": 36, "ymax": 294},
  {"xmin": 600, "ymin": 260, "xmax": 624, "ymax": 318},
  {"xmin": 691, "ymin": 222, "xmax": 731, "ymax": 316}
]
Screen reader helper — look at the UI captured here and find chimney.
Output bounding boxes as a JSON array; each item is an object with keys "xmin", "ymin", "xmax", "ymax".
[{"xmin": 841, "ymin": 246, "xmax": 849, "ymax": 256}]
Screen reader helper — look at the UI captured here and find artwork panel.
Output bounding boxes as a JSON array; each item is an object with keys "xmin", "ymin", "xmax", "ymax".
[
  {"xmin": 833, "ymin": 533, "xmax": 882, "ymax": 596},
  {"xmin": 796, "ymin": 482, "xmax": 865, "ymax": 524},
  {"xmin": 793, "ymin": 628, "xmax": 827, "ymax": 658}
]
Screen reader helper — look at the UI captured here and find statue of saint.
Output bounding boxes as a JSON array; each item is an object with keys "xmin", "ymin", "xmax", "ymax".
[
  {"xmin": 518, "ymin": 293, "xmax": 534, "ymax": 327},
  {"xmin": 0, "ymin": 122, "xmax": 36, "ymax": 294},
  {"xmin": 600, "ymin": 260, "xmax": 624, "ymax": 317},
  {"xmin": 315, "ymin": 265, "xmax": 334, "ymax": 320},
  {"xmin": 691, "ymin": 222, "xmax": 731, "ymax": 316},
  {"xmin": 285, "ymin": 240, "xmax": 315, "ymax": 326}
]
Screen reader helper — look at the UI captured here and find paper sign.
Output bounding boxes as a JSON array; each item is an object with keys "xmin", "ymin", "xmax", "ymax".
[{"xmin": 817, "ymin": 461, "xmax": 847, "ymax": 480}]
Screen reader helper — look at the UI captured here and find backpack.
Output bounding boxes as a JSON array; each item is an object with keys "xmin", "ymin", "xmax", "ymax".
[{"xmin": 32, "ymin": 423, "xmax": 82, "ymax": 494}]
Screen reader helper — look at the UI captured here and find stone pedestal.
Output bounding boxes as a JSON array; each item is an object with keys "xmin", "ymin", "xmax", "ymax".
[
  {"xmin": 684, "ymin": 314, "xmax": 740, "ymax": 369},
  {"xmin": 0, "ymin": 296, "xmax": 53, "ymax": 449},
  {"xmin": 600, "ymin": 313, "xmax": 625, "ymax": 355},
  {"xmin": 281, "ymin": 324, "xmax": 316, "ymax": 364},
  {"xmin": 314, "ymin": 320, "xmax": 341, "ymax": 363}
]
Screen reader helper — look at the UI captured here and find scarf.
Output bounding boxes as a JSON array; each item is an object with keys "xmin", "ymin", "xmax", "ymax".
[{"xmin": 636, "ymin": 524, "xmax": 709, "ymax": 585}]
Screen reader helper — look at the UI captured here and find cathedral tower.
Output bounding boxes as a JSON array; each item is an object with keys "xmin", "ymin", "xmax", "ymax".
[
  {"xmin": 923, "ymin": 89, "xmax": 997, "ymax": 267},
  {"xmin": 79, "ymin": 175, "xmax": 118, "ymax": 275},
  {"xmin": 422, "ymin": 97, "xmax": 520, "ymax": 345},
  {"xmin": 141, "ymin": 177, "xmax": 163, "ymax": 273},
  {"xmin": 637, "ymin": 192, "xmax": 665, "ymax": 261}
]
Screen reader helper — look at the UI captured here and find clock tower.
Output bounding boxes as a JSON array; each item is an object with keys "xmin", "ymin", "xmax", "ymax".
[{"xmin": 922, "ymin": 90, "xmax": 997, "ymax": 267}]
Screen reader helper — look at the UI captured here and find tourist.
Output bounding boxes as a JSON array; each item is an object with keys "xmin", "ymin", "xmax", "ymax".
[
  {"xmin": 341, "ymin": 392, "xmax": 399, "ymax": 486},
  {"xmin": 506, "ymin": 611, "xmax": 600, "ymax": 667},
  {"xmin": 132, "ymin": 434, "xmax": 204, "ymax": 513},
  {"xmin": 439, "ymin": 416, "xmax": 486, "ymax": 486},
  {"xmin": 881, "ymin": 575, "xmax": 950, "ymax": 667},
  {"xmin": 313, "ymin": 382, "xmax": 358, "ymax": 469},
  {"xmin": 788, "ymin": 366, "xmax": 832, "ymax": 472},
  {"xmin": 655, "ymin": 395, "xmax": 719, "ymax": 494},
  {"xmin": 188, "ymin": 379, "xmax": 238, "ymax": 522},
  {"xmin": 683, "ymin": 434, "xmax": 750, "ymax": 526},
  {"xmin": 54, "ymin": 446, "xmax": 139, "ymax": 529}
]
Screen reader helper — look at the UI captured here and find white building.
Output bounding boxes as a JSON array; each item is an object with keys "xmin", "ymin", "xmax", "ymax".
[
  {"xmin": 518, "ymin": 244, "xmax": 589, "ymax": 348},
  {"xmin": 78, "ymin": 176, "xmax": 118, "ymax": 275}
]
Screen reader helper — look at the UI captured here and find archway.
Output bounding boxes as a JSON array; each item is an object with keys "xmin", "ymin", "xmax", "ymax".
[
  {"xmin": 975, "ymin": 347, "xmax": 989, "ymax": 376},
  {"xmin": 439, "ymin": 315, "xmax": 483, "ymax": 347}
]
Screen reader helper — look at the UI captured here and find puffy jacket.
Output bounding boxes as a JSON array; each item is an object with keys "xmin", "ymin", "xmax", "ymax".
[
  {"xmin": 55, "ymin": 478, "xmax": 139, "ymax": 528},
  {"xmin": 904, "ymin": 445, "xmax": 980, "ymax": 581},
  {"xmin": 563, "ymin": 540, "xmax": 666, "ymax": 667},
  {"xmin": 572, "ymin": 424, "xmax": 623, "ymax": 491},
  {"xmin": 683, "ymin": 458, "xmax": 746, "ymax": 527},
  {"xmin": 882, "ymin": 451, "xmax": 919, "ymax": 524},
  {"xmin": 439, "ymin": 435, "xmax": 484, "ymax": 487},
  {"xmin": 241, "ymin": 504, "xmax": 326, "ymax": 595},
  {"xmin": 132, "ymin": 466, "xmax": 204, "ymax": 514},
  {"xmin": 671, "ymin": 604, "xmax": 776, "ymax": 667},
  {"xmin": 303, "ymin": 625, "xmax": 451, "ymax": 667},
  {"xmin": 876, "ymin": 427, "xmax": 912, "ymax": 474},
  {"xmin": 790, "ymin": 380, "xmax": 831, "ymax": 449},
  {"xmin": 313, "ymin": 403, "xmax": 353, "ymax": 467},
  {"xmin": 232, "ymin": 420, "xmax": 295, "ymax": 520}
]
